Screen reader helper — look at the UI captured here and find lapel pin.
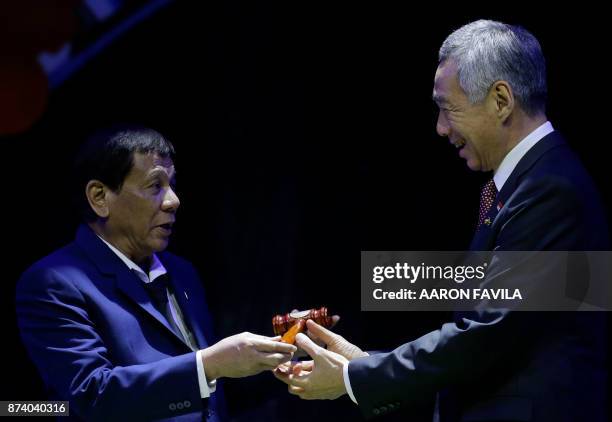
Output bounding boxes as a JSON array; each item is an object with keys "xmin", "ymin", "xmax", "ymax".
[{"xmin": 484, "ymin": 217, "xmax": 492, "ymax": 226}]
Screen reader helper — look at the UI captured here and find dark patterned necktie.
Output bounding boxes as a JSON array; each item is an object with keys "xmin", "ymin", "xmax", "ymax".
[
  {"xmin": 477, "ymin": 179, "xmax": 498, "ymax": 228},
  {"xmin": 143, "ymin": 274, "xmax": 183, "ymax": 337}
]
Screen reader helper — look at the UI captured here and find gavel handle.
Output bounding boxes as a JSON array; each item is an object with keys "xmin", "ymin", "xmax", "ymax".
[{"xmin": 280, "ymin": 319, "xmax": 306, "ymax": 344}]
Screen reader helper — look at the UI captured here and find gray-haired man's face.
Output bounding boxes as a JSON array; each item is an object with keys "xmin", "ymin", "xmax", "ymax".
[{"xmin": 433, "ymin": 60, "xmax": 505, "ymax": 172}]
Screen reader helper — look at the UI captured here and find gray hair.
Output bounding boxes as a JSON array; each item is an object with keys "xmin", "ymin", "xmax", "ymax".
[{"xmin": 439, "ymin": 19, "xmax": 547, "ymax": 116}]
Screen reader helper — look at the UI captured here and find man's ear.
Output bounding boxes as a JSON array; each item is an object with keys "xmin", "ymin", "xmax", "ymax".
[
  {"xmin": 489, "ymin": 80, "xmax": 514, "ymax": 122},
  {"xmin": 85, "ymin": 180, "xmax": 111, "ymax": 219}
]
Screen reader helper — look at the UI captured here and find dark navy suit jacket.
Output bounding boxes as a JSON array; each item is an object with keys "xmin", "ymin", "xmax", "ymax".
[
  {"xmin": 16, "ymin": 224, "xmax": 224, "ymax": 421},
  {"xmin": 348, "ymin": 132, "xmax": 609, "ymax": 421}
]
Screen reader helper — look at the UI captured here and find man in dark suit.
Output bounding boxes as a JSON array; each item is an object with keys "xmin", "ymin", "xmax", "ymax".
[
  {"xmin": 16, "ymin": 126, "xmax": 296, "ymax": 421},
  {"xmin": 275, "ymin": 20, "xmax": 609, "ymax": 421}
]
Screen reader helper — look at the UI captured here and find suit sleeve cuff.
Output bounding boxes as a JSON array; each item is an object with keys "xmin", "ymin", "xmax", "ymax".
[
  {"xmin": 343, "ymin": 361, "xmax": 358, "ymax": 404},
  {"xmin": 196, "ymin": 350, "xmax": 217, "ymax": 398}
]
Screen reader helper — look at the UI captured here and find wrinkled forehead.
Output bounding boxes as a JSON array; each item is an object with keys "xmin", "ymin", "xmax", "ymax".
[{"xmin": 131, "ymin": 151, "xmax": 176, "ymax": 178}]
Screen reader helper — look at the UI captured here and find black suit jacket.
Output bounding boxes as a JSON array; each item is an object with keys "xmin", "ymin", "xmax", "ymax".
[{"xmin": 348, "ymin": 131, "xmax": 609, "ymax": 421}]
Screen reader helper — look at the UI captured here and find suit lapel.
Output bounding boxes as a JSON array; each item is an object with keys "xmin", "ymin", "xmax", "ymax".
[
  {"xmin": 469, "ymin": 131, "xmax": 567, "ymax": 251},
  {"xmin": 75, "ymin": 224, "xmax": 189, "ymax": 347},
  {"xmin": 114, "ymin": 270, "xmax": 188, "ymax": 345},
  {"xmin": 469, "ymin": 204, "xmax": 499, "ymax": 250},
  {"xmin": 496, "ymin": 131, "xmax": 566, "ymax": 207},
  {"xmin": 164, "ymin": 276, "xmax": 208, "ymax": 349}
]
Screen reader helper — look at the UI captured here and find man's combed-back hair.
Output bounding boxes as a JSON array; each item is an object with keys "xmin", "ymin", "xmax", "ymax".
[{"xmin": 439, "ymin": 19, "xmax": 547, "ymax": 116}]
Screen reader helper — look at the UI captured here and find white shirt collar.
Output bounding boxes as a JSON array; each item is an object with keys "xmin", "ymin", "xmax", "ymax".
[
  {"xmin": 96, "ymin": 234, "xmax": 167, "ymax": 283},
  {"xmin": 493, "ymin": 121, "xmax": 554, "ymax": 191}
]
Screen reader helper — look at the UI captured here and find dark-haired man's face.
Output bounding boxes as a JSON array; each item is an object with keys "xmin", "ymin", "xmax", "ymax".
[{"xmin": 104, "ymin": 152, "xmax": 179, "ymax": 264}]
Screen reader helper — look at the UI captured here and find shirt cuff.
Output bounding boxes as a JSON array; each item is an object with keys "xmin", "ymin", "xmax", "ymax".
[
  {"xmin": 343, "ymin": 361, "xmax": 358, "ymax": 404},
  {"xmin": 196, "ymin": 350, "xmax": 217, "ymax": 398}
]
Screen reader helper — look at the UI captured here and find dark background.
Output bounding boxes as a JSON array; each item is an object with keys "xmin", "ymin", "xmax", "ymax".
[{"xmin": 2, "ymin": 3, "xmax": 610, "ymax": 421}]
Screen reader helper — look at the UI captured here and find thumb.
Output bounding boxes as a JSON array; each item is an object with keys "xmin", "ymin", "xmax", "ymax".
[
  {"xmin": 306, "ymin": 319, "xmax": 339, "ymax": 344},
  {"xmin": 295, "ymin": 332, "xmax": 324, "ymax": 359}
]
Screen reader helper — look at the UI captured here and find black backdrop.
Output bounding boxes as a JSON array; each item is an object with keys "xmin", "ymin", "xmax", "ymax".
[{"xmin": 2, "ymin": 3, "xmax": 610, "ymax": 421}]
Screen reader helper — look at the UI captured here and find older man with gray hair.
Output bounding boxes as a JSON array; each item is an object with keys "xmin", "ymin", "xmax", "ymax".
[{"xmin": 275, "ymin": 19, "xmax": 608, "ymax": 422}]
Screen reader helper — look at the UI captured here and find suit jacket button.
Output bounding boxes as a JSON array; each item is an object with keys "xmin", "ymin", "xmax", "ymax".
[
  {"xmin": 177, "ymin": 402, "xmax": 184, "ymax": 410},
  {"xmin": 373, "ymin": 408, "xmax": 380, "ymax": 415},
  {"xmin": 169, "ymin": 403, "xmax": 177, "ymax": 411},
  {"xmin": 184, "ymin": 400, "xmax": 191, "ymax": 408}
]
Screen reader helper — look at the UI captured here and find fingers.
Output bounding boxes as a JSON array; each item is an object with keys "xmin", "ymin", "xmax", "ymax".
[
  {"xmin": 305, "ymin": 319, "xmax": 340, "ymax": 344},
  {"xmin": 295, "ymin": 333, "xmax": 324, "ymax": 359},
  {"xmin": 330, "ymin": 315, "xmax": 340, "ymax": 328},
  {"xmin": 274, "ymin": 359, "xmax": 312, "ymax": 376},
  {"xmin": 288, "ymin": 385, "xmax": 305, "ymax": 396},
  {"xmin": 288, "ymin": 383, "xmax": 317, "ymax": 400},
  {"xmin": 249, "ymin": 333, "xmax": 283, "ymax": 343},
  {"xmin": 273, "ymin": 367, "xmax": 293, "ymax": 385},
  {"xmin": 291, "ymin": 362, "xmax": 303, "ymax": 375},
  {"xmin": 292, "ymin": 360, "xmax": 313, "ymax": 375},
  {"xmin": 247, "ymin": 332, "xmax": 283, "ymax": 341},
  {"xmin": 275, "ymin": 361, "xmax": 293, "ymax": 374},
  {"xmin": 296, "ymin": 360, "xmax": 314, "ymax": 372},
  {"xmin": 272, "ymin": 368, "xmax": 310, "ymax": 392},
  {"xmin": 273, "ymin": 360, "xmax": 313, "ymax": 399},
  {"xmin": 257, "ymin": 351, "xmax": 293, "ymax": 369},
  {"xmin": 254, "ymin": 338, "xmax": 297, "ymax": 354}
]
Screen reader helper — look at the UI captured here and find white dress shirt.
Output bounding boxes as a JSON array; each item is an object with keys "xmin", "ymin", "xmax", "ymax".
[
  {"xmin": 96, "ymin": 235, "xmax": 216, "ymax": 398},
  {"xmin": 493, "ymin": 121, "xmax": 554, "ymax": 191}
]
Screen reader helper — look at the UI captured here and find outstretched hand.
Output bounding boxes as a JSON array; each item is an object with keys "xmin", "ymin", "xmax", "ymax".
[
  {"xmin": 201, "ymin": 332, "xmax": 296, "ymax": 380},
  {"xmin": 304, "ymin": 319, "xmax": 368, "ymax": 361},
  {"xmin": 274, "ymin": 332, "xmax": 348, "ymax": 400}
]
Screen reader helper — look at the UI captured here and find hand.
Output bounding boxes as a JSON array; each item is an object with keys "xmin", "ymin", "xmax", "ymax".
[
  {"xmin": 293, "ymin": 313, "xmax": 340, "ymax": 359},
  {"xmin": 275, "ymin": 360, "xmax": 314, "ymax": 377},
  {"xmin": 201, "ymin": 332, "xmax": 296, "ymax": 380},
  {"xmin": 274, "ymin": 333, "xmax": 348, "ymax": 400},
  {"xmin": 304, "ymin": 319, "xmax": 368, "ymax": 361}
]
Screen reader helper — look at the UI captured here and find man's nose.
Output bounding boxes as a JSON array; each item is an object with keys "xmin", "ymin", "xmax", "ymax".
[
  {"xmin": 161, "ymin": 187, "xmax": 180, "ymax": 212},
  {"xmin": 436, "ymin": 112, "xmax": 450, "ymax": 137}
]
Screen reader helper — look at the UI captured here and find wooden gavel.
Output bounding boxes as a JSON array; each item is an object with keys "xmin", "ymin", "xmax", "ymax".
[{"xmin": 272, "ymin": 307, "xmax": 333, "ymax": 344}]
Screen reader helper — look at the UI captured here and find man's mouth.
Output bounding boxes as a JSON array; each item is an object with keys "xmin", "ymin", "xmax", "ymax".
[{"xmin": 157, "ymin": 223, "xmax": 174, "ymax": 231}]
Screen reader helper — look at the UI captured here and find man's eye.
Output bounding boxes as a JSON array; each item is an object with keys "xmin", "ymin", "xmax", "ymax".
[{"xmin": 150, "ymin": 182, "xmax": 162, "ymax": 191}]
